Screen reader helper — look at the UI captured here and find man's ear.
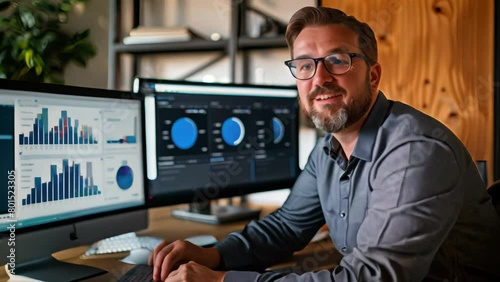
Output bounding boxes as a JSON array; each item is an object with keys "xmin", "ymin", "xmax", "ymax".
[{"xmin": 370, "ymin": 63, "xmax": 382, "ymax": 90}]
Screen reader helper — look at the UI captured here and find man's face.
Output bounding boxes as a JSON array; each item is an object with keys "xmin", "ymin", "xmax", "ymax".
[{"xmin": 292, "ymin": 24, "xmax": 379, "ymax": 133}]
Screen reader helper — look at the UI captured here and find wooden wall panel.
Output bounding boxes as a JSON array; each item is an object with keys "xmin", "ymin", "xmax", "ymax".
[{"xmin": 321, "ymin": 0, "xmax": 494, "ymax": 183}]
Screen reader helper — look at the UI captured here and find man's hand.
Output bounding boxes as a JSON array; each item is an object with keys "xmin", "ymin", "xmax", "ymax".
[
  {"xmin": 148, "ymin": 239, "xmax": 222, "ymax": 281},
  {"xmin": 165, "ymin": 261, "xmax": 225, "ymax": 282}
]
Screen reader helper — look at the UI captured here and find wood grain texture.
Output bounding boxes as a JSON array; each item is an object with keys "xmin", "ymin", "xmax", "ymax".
[{"xmin": 321, "ymin": 0, "xmax": 494, "ymax": 183}]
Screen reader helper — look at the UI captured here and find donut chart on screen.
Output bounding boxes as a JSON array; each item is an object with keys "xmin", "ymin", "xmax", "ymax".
[
  {"xmin": 221, "ymin": 117, "xmax": 245, "ymax": 146},
  {"xmin": 116, "ymin": 164, "xmax": 134, "ymax": 190},
  {"xmin": 171, "ymin": 117, "xmax": 198, "ymax": 150},
  {"xmin": 272, "ymin": 117, "xmax": 285, "ymax": 144}
]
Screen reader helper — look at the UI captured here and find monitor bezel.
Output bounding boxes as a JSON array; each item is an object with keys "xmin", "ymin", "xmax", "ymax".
[{"xmin": 133, "ymin": 77, "xmax": 301, "ymax": 208}]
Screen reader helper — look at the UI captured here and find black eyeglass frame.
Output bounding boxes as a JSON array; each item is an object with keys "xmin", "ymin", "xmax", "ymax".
[{"xmin": 284, "ymin": 52, "xmax": 372, "ymax": 80}]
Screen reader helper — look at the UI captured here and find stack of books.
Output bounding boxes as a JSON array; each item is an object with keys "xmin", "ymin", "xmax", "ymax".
[{"xmin": 122, "ymin": 27, "xmax": 195, "ymax": 45}]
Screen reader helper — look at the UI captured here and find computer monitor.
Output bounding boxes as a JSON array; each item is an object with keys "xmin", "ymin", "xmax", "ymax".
[
  {"xmin": 133, "ymin": 78, "xmax": 300, "ymax": 224},
  {"xmin": 0, "ymin": 79, "xmax": 147, "ymax": 281}
]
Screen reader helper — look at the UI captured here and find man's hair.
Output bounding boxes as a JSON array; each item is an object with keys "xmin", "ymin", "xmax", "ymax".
[{"xmin": 285, "ymin": 6, "xmax": 378, "ymax": 63}]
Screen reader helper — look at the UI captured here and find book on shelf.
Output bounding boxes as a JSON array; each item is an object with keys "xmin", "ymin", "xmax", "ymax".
[{"xmin": 123, "ymin": 26, "xmax": 202, "ymax": 45}]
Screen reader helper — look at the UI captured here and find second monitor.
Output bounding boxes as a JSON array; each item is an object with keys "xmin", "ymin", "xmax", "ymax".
[{"xmin": 134, "ymin": 78, "xmax": 300, "ymax": 224}]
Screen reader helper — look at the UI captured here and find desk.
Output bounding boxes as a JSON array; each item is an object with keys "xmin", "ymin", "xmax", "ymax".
[{"xmin": 1, "ymin": 204, "xmax": 342, "ymax": 281}]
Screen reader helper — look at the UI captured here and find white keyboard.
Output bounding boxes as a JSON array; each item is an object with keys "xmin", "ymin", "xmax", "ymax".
[{"xmin": 85, "ymin": 232, "xmax": 163, "ymax": 256}]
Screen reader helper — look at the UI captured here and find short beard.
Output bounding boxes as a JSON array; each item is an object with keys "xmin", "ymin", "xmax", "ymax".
[
  {"xmin": 306, "ymin": 72, "xmax": 373, "ymax": 134},
  {"xmin": 311, "ymin": 106, "xmax": 348, "ymax": 133}
]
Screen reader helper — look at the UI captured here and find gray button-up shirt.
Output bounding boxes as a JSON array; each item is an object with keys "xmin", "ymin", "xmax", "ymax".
[{"xmin": 216, "ymin": 92, "xmax": 500, "ymax": 282}]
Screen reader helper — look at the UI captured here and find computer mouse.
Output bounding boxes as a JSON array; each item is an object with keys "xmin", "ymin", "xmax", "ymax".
[
  {"xmin": 120, "ymin": 248, "xmax": 152, "ymax": 265},
  {"xmin": 184, "ymin": 234, "xmax": 218, "ymax": 247}
]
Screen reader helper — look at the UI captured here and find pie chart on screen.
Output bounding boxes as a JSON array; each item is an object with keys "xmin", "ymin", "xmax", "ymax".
[
  {"xmin": 116, "ymin": 164, "xmax": 134, "ymax": 190},
  {"xmin": 171, "ymin": 117, "xmax": 198, "ymax": 150},
  {"xmin": 272, "ymin": 117, "xmax": 285, "ymax": 144},
  {"xmin": 221, "ymin": 117, "xmax": 245, "ymax": 146}
]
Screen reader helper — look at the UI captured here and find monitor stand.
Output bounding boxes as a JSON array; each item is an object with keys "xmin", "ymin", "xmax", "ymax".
[
  {"xmin": 6, "ymin": 256, "xmax": 106, "ymax": 282},
  {"xmin": 171, "ymin": 200, "xmax": 261, "ymax": 224}
]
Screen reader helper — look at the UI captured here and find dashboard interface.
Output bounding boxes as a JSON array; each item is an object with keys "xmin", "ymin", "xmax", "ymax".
[
  {"xmin": 138, "ymin": 80, "xmax": 299, "ymax": 205},
  {"xmin": 0, "ymin": 89, "xmax": 145, "ymax": 230}
]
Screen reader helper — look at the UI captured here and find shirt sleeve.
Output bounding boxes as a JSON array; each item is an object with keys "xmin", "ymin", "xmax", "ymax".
[{"xmin": 216, "ymin": 141, "xmax": 326, "ymax": 271}]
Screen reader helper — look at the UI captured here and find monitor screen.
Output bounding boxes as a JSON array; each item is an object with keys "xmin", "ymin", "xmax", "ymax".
[
  {"xmin": 0, "ymin": 79, "xmax": 147, "ymax": 281},
  {"xmin": 134, "ymin": 78, "xmax": 299, "ymax": 222}
]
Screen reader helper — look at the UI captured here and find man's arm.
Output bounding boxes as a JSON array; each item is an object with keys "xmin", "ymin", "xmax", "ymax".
[{"xmin": 216, "ymin": 142, "xmax": 327, "ymax": 271}]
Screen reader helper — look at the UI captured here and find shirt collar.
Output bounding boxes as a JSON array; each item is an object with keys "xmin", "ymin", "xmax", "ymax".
[{"xmin": 322, "ymin": 91, "xmax": 390, "ymax": 161}]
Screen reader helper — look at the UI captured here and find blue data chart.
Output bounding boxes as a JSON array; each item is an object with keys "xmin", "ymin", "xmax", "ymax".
[
  {"xmin": 221, "ymin": 117, "xmax": 245, "ymax": 146},
  {"xmin": 157, "ymin": 108, "xmax": 208, "ymax": 156},
  {"xmin": 116, "ymin": 162, "xmax": 134, "ymax": 190},
  {"xmin": 105, "ymin": 115, "xmax": 139, "ymax": 144},
  {"xmin": 171, "ymin": 117, "xmax": 198, "ymax": 150},
  {"xmin": 272, "ymin": 117, "xmax": 285, "ymax": 144},
  {"xmin": 21, "ymin": 159, "xmax": 102, "ymax": 206},
  {"xmin": 106, "ymin": 135, "xmax": 137, "ymax": 144},
  {"xmin": 19, "ymin": 108, "xmax": 98, "ymax": 145}
]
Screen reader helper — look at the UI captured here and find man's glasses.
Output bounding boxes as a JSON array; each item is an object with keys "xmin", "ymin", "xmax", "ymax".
[{"xmin": 284, "ymin": 53, "xmax": 371, "ymax": 80}]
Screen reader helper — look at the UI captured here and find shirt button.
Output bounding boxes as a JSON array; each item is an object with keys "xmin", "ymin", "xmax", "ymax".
[
  {"xmin": 341, "ymin": 246, "xmax": 347, "ymax": 252},
  {"xmin": 340, "ymin": 211, "xmax": 346, "ymax": 218}
]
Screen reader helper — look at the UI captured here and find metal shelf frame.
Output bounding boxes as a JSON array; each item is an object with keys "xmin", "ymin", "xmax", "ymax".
[{"xmin": 108, "ymin": 0, "xmax": 320, "ymax": 89}]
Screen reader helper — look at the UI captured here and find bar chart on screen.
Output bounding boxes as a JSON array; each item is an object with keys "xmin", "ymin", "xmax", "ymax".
[
  {"xmin": 14, "ymin": 154, "xmax": 143, "ymax": 228},
  {"xmin": 103, "ymin": 110, "xmax": 139, "ymax": 145},
  {"xmin": 15, "ymin": 157, "xmax": 104, "ymax": 220},
  {"xmin": 20, "ymin": 158, "xmax": 103, "ymax": 206},
  {"xmin": 18, "ymin": 107, "xmax": 99, "ymax": 145},
  {"xmin": 17, "ymin": 102, "xmax": 102, "ymax": 158}
]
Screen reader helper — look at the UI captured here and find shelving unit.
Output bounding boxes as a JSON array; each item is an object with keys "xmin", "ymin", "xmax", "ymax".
[{"xmin": 107, "ymin": 0, "xmax": 318, "ymax": 89}]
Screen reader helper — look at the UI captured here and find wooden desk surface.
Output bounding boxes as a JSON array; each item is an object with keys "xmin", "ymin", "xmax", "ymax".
[{"xmin": 1, "ymin": 204, "xmax": 341, "ymax": 281}]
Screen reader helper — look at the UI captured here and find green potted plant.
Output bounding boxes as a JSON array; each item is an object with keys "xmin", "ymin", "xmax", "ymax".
[{"xmin": 0, "ymin": 0, "xmax": 96, "ymax": 83}]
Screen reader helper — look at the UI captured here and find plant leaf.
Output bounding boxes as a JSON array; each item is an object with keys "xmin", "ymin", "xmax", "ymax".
[
  {"xmin": 33, "ymin": 54, "xmax": 45, "ymax": 75},
  {"xmin": 19, "ymin": 9, "xmax": 36, "ymax": 29},
  {"xmin": 3, "ymin": 0, "xmax": 94, "ymax": 83},
  {"xmin": 60, "ymin": 3, "xmax": 72, "ymax": 12},
  {"xmin": 24, "ymin": 49, "xmax": 34, "ymax": 68}
]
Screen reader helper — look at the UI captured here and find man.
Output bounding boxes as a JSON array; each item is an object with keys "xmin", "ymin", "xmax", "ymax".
[{"xmin": 149, "ymin": 6, "xmax": 500, "ymax": 282}]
